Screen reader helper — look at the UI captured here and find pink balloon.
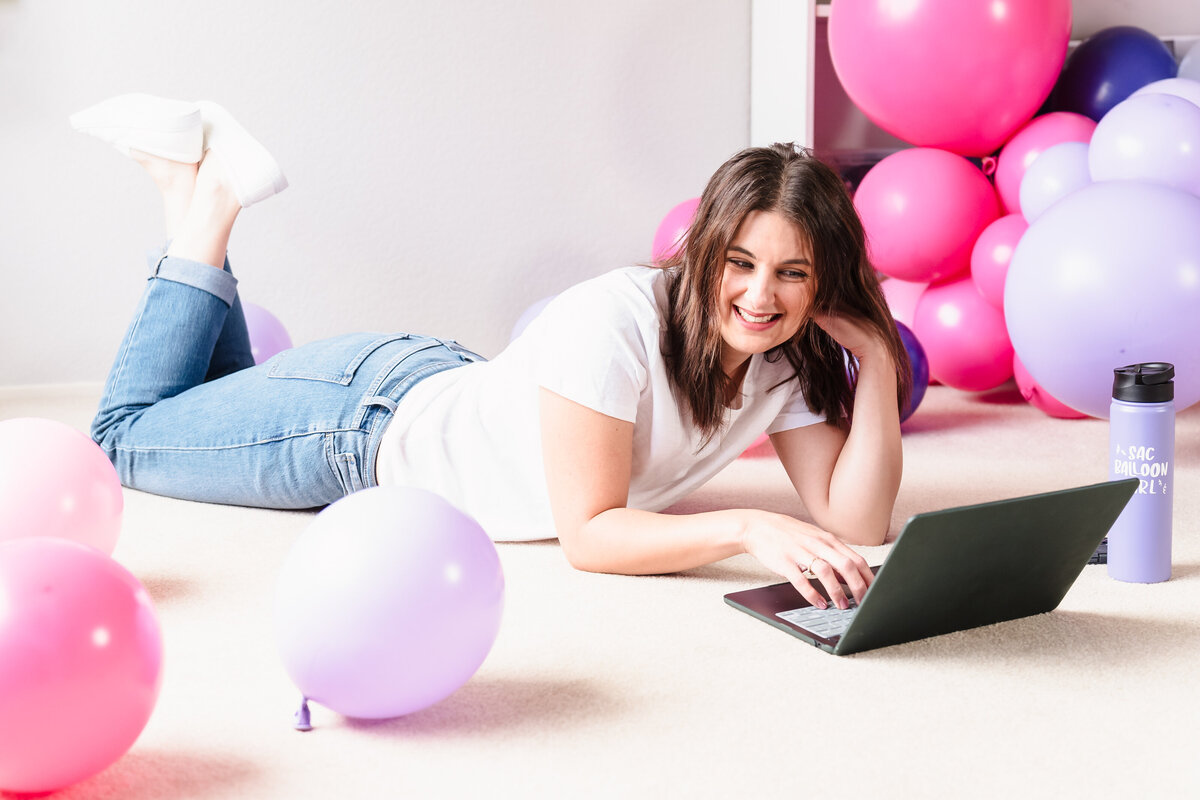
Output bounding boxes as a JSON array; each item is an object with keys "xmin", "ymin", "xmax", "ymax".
[
  {"xmin": 242, "ymin": 301, "xmax": 293, "ymax": 364},
  {"xmin": 913, "ymin": 277, "xmax": 1014, "ymax": 392},
  {"xmin": 994, "ymin": 112, "xmax": 1096, "ymax": 214},
  {"xmin": 1019, "ymin": 141, "xmax": 1092, "ymax": 223},
  {"xmin": 880, "ymin": 277, "xmax": 927, "ymax": 329},
  {"xmin": 740, "ymin": 432, "xmax": 772, "ymax": 458},
  {"xmin": 855, "ymin": 148, "xmax": 1000, "ymax": 283},
  {"xmin": 275, "ymin": 487, "xmax": 504, "ymax": 721},
  {"xmin": 0, "ymin": 538, "xmax": 162, "ymax": 794},
  {"xmin": 1013, "ymin": 355, "xmax": 1086, "ymax": 419},
  {"xmin": 970, "ymin": 213, "xmax": 1029, "ymax": 310},
  {"xmin": 651, "ymin": 198, "xmax": 700, "ymax": 263},
  {"xmin": 828, "ymin": 0, "xmax": 1072, "ymax": 156},
  {"xmin": 0, "ymin": 418, "xmax": 123, "ymax": 554}
]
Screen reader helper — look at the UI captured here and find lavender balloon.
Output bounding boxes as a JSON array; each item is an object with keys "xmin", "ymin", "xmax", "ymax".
[
  {"xmin": 1132, "ymin": 77, "xmax": 1200, "ymax": 110},
  {"xmin": 275, "ymin": 487, "xmax": 504, "ymax": 722},
  {"xmin": 1019, "ymin": 141, "xmax": 1091, "ymax": 223},
  {"xmin": 1088, "ymin": 94, "xmax": 1200, "ymax": 196},
  {"xmin": 1175, "ymin": 45, "xmax": 1200, "ymax": 84},
  {"xmin": 242, "ymin": 302, "xmax": 293, "ymax": 364},
  {"xmin": 510, "ymin": 295, "xmax": 555, "ymax": 342},
  {"xmin": 1005, "ymin": 180, "xmax": 1200, "ymax": 418}
]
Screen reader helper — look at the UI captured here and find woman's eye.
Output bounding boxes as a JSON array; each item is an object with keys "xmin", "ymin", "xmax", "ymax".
[
  {"xmin": 781, "ymin": 269, "xmax": 808, "ymax": 280},
  {"xmin": 729, "ymin": 259, "xmax": 753, "ymax": 270}
]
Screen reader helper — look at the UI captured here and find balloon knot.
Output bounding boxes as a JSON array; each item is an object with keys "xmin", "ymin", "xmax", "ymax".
[
  {"xmin": 293, "ymin": 696, "xmax": 313, "ymax": 732},
  {"xmin": 980, "ymin": 156, "xmax": 998, "ymax": 177}
]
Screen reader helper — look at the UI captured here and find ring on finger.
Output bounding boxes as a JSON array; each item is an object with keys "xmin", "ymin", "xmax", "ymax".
[{"xmin": 802, "ymin": 556, "xmax": 823, "ymax": 578}]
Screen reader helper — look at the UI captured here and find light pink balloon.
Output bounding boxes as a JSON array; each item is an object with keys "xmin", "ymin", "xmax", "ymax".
[
  {"xmin": 1013, "ymin": 355, "xmax": 1087, "ymax": 419},
  {"xmin": 994, "ymin": 112, "xmax": 1096, "ymax": 214},
  {"xmin": 0, "ymin": 418, "xmax": 123, "ymax": 554},
  {"xmin": 0, "ymin": 538, "xmax": 163, "ymax": 794},
  {"xmin": 913, "ymin": 276, "xmax": 1014, "ymax": 392},
  {"xmin": 828, "ymin": 0, "xmax": 1072, "ymax": 157},
  {"xmin": 651, "ymin": 197, "xmax": 700, "ymax": 263},
  {"xmin": 970, "ymin": 214, "xmax": 1029, "ymax": 310},
  {"xmin": 855, "ymin": 148, "xmax": 1000, "ymax": 284},
  {"xmin": 880, "ymin": 277, "xmax": 927, "ymax": 329}
]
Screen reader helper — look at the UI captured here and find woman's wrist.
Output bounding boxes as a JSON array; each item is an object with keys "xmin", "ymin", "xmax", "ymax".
[{"xmin": 734, "ymin": 507, "xmax": 761, "ymax": 556}]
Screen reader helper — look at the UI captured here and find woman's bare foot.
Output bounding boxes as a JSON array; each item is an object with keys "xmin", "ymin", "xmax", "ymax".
[{"xmin": 131, "ymin": 149, "xmax": 199, "ymax": 239}]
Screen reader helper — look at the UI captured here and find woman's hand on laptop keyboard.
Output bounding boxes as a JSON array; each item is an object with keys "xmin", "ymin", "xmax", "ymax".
[{"xmin": 739, "ymin": 511, "xmax": 874, "ymax": 609}]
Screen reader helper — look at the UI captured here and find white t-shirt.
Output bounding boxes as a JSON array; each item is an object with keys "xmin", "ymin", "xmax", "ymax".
[{"xmin": 374, "ymin": 266, "xmax": 824, "ymax": 541}]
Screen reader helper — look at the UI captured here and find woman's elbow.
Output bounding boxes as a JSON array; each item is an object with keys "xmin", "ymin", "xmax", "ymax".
[
  {"xmin": 823, "ymin": 514, "xmax": 891, "ymax": 547},
  {"xmin": 555, "ymin": 524, "xmax": 601, "ymax": 573}
]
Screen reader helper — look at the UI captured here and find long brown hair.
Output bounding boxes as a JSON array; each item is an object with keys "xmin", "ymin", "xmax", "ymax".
[{"xmin": 660, "ymin": 143, "xmax": 911, "ymax": 439}]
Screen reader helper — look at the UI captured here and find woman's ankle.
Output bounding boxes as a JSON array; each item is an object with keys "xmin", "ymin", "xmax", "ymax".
[
  {"xmin": 165, "ymin": 155, "xmax": 242, "ymax": 269},
  {"xmin": 132, "ymin": 149, "xmax": 199, "ymax": 239}
]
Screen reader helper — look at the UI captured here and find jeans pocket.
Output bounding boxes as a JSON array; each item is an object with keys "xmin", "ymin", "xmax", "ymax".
[
  {"xmin": 267, "ymin": 333, "xmax": 412, "ymax": 385},
  {"xmin": 331, "ymin": 450, "xmax": 365, "ymax": 495}
]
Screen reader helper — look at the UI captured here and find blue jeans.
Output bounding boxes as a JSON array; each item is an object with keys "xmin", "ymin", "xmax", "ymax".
[{"xmin": 91, "ymin": 253, "xmax": 482, "ymax": 509}]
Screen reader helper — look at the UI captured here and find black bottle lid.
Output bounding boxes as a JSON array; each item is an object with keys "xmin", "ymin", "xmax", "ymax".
[{"xmin": 1112, "ymin": 362, "xmax": 1174, "ymax": 403}]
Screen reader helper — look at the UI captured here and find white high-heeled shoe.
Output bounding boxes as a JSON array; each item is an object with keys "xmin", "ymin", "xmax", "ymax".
[
  {"xmin": 69, "ymin": 93, "xmax": 203, "ymax": 164},
  {"xmin": 197, "ymin": 101, "xmax": 288, "ymax": 208}
]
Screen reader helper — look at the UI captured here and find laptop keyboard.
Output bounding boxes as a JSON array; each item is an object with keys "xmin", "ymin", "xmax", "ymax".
[{"xmin": 777, "ymin": 598, "xmax": 859, "ymax": 639}]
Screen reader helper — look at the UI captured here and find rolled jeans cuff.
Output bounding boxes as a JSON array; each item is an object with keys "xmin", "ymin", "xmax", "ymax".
[{"xmin": 152, "ymin": 254, "xmax": 239, "ymax": 307}]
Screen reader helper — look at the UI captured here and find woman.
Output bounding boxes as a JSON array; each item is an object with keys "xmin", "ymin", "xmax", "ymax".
[{"xmin": 75, "ymin": 94, "xmax": 910, "ymax": 612}]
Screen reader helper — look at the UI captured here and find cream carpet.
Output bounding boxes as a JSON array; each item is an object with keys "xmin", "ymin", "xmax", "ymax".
[{"xmin": 1, "ymin": 382, "xmax": 1197, "ymax": 799}]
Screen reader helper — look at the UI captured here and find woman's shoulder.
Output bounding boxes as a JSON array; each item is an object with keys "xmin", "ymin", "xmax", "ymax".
[
  {"xmin": 569, "ymin": 265, "xmax": 664, "ymax": 297},
  {"xmin": 552, "ymin": 266, "xmax": 666, "ymax": 320}
]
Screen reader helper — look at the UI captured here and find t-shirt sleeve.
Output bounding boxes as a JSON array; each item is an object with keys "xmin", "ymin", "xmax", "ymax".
[
  {"xmin": 529, "ymin": 277, "xmax": 649, "ymax": 423},
  {"xmin": 765, "ymin": 380, "xmax": 825, "ymax": 434}
]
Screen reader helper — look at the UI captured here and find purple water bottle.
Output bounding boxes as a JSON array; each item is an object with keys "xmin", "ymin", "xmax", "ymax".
[{"xmin": 1107, "ymin": 362, "xmax": 1175, "ymax": 583}]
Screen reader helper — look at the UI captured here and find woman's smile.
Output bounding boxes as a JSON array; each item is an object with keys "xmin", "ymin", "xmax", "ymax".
[{"xmin": 733, "ymin": 306, "xmax": 782, "ymax": 328}]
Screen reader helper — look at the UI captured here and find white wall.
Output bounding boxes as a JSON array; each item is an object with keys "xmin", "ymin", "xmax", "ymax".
[{"xmin": 0, "ymin": 0, "xmax": 750, "ymax": 385}]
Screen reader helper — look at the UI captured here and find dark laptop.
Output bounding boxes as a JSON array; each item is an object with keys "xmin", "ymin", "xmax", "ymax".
[{"xmin": 724, "ymin": 479, "xmax": 1138, "ymax": 656}]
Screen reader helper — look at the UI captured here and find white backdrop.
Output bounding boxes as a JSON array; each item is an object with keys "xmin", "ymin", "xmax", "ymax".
[
  {"xmin": 4, "ymin": 1, "xmax": 1198, "ymax": 387},
  {"xmin": 0, "ymin": 0, "xmax": 749, "ymax": 385}
]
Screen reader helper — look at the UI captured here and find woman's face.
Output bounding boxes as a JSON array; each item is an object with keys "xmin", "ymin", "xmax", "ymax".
[{"xmin": 716, "ymin": 210, "xmax": 815, "ymax": 374}]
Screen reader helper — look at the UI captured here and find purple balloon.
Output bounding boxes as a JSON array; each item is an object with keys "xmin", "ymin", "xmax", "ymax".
[
  {"xmin": 1019, "ymin": 141, "xmax": 1091, "ymax": 223},
  {"xmin": 896, "ymin": 321, "xmax": 928, "ymax": 423},
  {"xmin": 1005, "ymin": 180, "xmax": 1200, "ymax": 418},
  {"xmin": 1051, "ymin": 26, "xmax": 1178, "ymax": 121},
  {"xmin": 274, "ymin": 487, "xmax": 505, "ymax": 720},
  {"xmin": 1088, "ymin": 93, "xmax": 1200, "ymax": 196},
  {"xmin": 242, "ymin": 302, "xmax": 293, "ymax": 364}
]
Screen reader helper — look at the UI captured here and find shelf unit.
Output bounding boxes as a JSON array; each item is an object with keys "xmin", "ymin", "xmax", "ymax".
[{"xmin": 750, "ymin": 0, "xmax": 1200, "ymax": 158}]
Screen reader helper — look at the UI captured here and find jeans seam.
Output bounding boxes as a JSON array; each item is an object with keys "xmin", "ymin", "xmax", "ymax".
[
  {"xmin": 267, "ymin": 334, "xmax": 426, "ymax": 384},
  {"xmin": 96, "ymin": 302, "xmax": 150, "ymax": 424},
  {"xmin": 107, "ymin": 427, "xmax": 361, "ymax": 453}
]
